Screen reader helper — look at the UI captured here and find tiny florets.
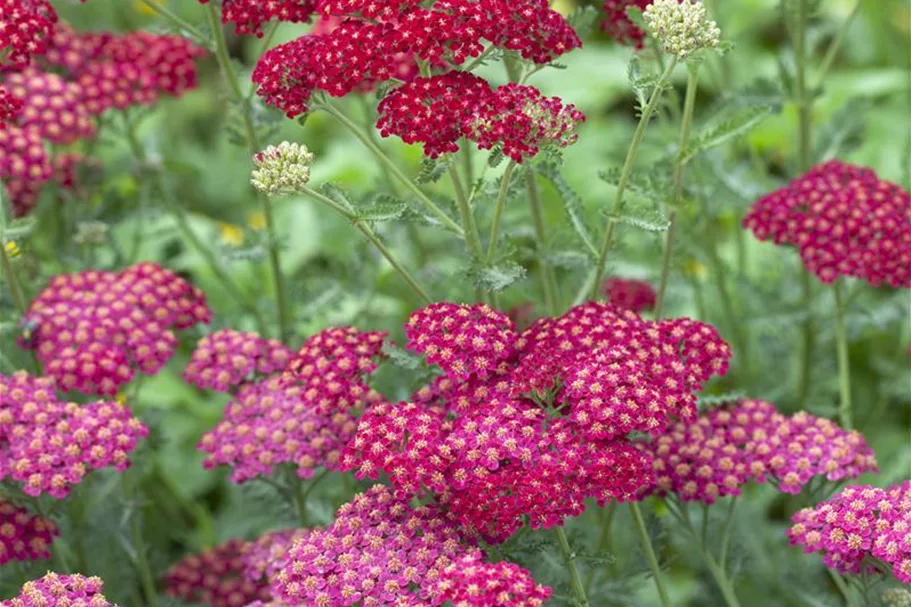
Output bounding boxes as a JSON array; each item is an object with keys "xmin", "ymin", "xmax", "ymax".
[
  {"xmin": 164, "ymin": 539, "xmax": 271, "ymax": 607},
  {"xmin": 0, "ymin": 499, "xmax": 59, "ymax": 565},
  {"xmin": 643, "ymin": 0, "xmax": 721, "ymax": 58},
  {"xmin": 1, "ymin": 574, "xmax": 116, "ymax": 607},
  {"xmin": 251, "ymin": 141, "xmax": 315, "ymax": 196},
  {"xmin": 197, "ymin": 0, "xmax": 318, "ymax": 37},
  {"xmin": 600, "ymin": 0, "xmax": 651, "ymax": 48},
  {"xmin": 431, "ymin": 554, "xmax": 552, "ymax": 607},
  {"xmin": 184, "ymin": 329, "xmax": 294, "ymax": 392},
  {"xmin": 0, "ymin": 0, "xmax": 58, "ymax": 69},
  {"xmin": 3, "ymin": 68, "xmax": 95, "ymax": 143},
  {"xmin": 0, "ymin": 124, "xmax": 52, "ymax": 216},
  {"xmin": 0, "ymin": 87, "xmax": 23, "ymax": 124}
]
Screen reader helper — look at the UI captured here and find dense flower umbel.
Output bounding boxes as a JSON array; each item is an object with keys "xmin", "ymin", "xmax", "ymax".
[
  {"xmin": 274, "ymin": 484, "xmax": 474, "ymax": 607},
  {"xmin": 184, "ymin": 329, "xmax": 294, "ymax": 393},
  {"xmin": 253, "ymin": 0, "xmax": 580, "ymax": 117},
  {"xmin": 198, "ymin": 0, "xmax": 318, "ymax": 37},
  {"xmin": 743, "ymin": 160, "xmax": 911, "ymax": 287},
  {"xmin": 164, "ymin": 539, "xmax": 272, "ymax": 607},
  {"xmin": 1, "ymin": 573, "xmax": 119, "ymax": 607},
  {"xmin": 251, "ymin": 141, "xmax": 315, "ymax": 196},
  {"xmin": 602, "ymin": 277, "xmax": 656, "ymax": 314},
  {"xmin": 3, "ymin": 68, "xmax": 95, "ymax": 143},
  {"xmin": 600, "ymin": 0, "xmax": 651, "ymax": 47},
  {"xmin": 0, "ymin": 499, "xmax": 58, "ymax": 565},
  {"xmin": 244, "ymin": 529, "xmax": 313, "ymax": 586},
  {"xmin": 645, "ymin": 399, "xmax": 877, "ymax": 504},
  {"xmin": 643, "ymin": 0, "xmax": 721, "ymax": 58},
  {"xmin": 0, "ymin": 0, "xmax": 57, "ymax": 68},
  {"xmin": 0, "ymin": 87, "xmax": 23, "ymax": 124},
  {"xmin": 429, "ymin": 553, "xmax": 552, "ymax": 607},
  {"xmin": 344, "ymin": 301, "xmax": 731, "ymax": 542},
  {"xmin": 377, "ymin": 73, "xmax": 584, "ymax": 161},
  {"xmin": 20, "ymin": 263, "xmax": 211, "ymax": 395},
  {"xmin": 0, "ymin": 123, "xmax": 52, "ymax": 216},
  {"xmin": 789, "ymin": 481, "xmax": 911, "ymax": 583},
  {"xmin": 0, "ymin": 371, "xmax": 149, "ymax": 498}
]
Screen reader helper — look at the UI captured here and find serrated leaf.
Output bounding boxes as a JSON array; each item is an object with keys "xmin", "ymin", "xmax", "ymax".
[
  {"xmin": 488, "ymin": 148, "xmax": 505, "ymax": 168},
  {"xmin": 681, "ymin": 104, "xmax": 777, "ymax": 163},
  {"xmin": 355, "ymin": 194, "xmax": 409, "ymax": 223},
  {"xmin": 624, "ymin": 6, "xmax": 647, "ymax": 31},
  {"xmin": 467, "ymin": 261, "xmax": 527, "ymax": 293},
  {"xmin": 1, "ymin": 217, "xmax": 36, "ymax": 241},
  {"xmin": 537, "ymin": 163, "xmax": 597, "ymax": 258},
  {"xmin": 814, "ymin": 98, "xmax": 869, "ymax": 163},
  {"xmin": 416, "ymin": 154, "xmax": 455, "ymax": 184},
  {"xmin": 628, "ymin": 56, "xmax": 658, "ymax": 109},
  {"xmin": 382, "ymin": 342, "xmax": 422, "ymax": 370},
  {"xmin": 319, "ymin": 183, "xmax": 357, "ymax": 214},
  {"xmin": 617, "ymin": 207, "xmax": 670, "ymax": 232}
]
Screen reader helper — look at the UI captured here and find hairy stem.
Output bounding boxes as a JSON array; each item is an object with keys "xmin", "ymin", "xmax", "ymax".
[
  {"xmin": 833, "ymin": 280, "xmax": 853, "ymax": 429},
  {"xmin": 526, "ymin": 171, "xmax": 559, "ymax": 315},
  {"xmin": 300, "ymin": 186, "xmax": 432, "ymax": 304},
  {"xmin": 584, "ymin": 502, "xmax": 618, "ymax": 594},
  {"xmin": 553, "ymin": 527, "xmax": 591, "ymax": 607},
  {"xmin": 486, "ymin": 160, "xmax": 518, "ymax": 263},
  {"xmin": 630, "ymin": 502, "xmax": 672, "ymax": 607},
  {"xmin": 590, "ymin": 56, "xmax": 679, "ymax": 299},
  {"xmin": 448, "ymin": 166, "xmax": 483, "ymax": 257},
  {"xmin": 207, "ymin": 4, "xmax": 292, "ymax": 343}
]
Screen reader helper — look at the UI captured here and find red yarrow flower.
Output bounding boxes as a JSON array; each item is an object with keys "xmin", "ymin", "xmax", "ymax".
[
  {"xmin": 789, "ymin": 481, "xmax": 911, "ymax": 584},
  {"xmin": 602, "ymin": 277, "xmax": 656, "ymax": 313},
  {"xmin": 0, "ymin": 123, "xmax": 52, "ymax": 216},
  {"xmin": 3, "ymin": 68, "xmax": 95, "ymax": 144},
  {"xmin": 1, "ymin": 573, "xmax": 119, "ymax": 607},
  {"xmin": 0, "ymin": 499, "xmax": 58, "ymax": 565},
  {"xmin": 198, "ymin": 0, "xmax": 318, "ymax": 37},
  {"xmin": 20, "ymin": 262, "xmax": 211, "ymax": 395},
  {"xmin": 0, "ymin": 0, "xmax": 57, "ymax": 69},
  {"xmin": 164, "ymin": 538, "xmax": 272, "ymax": 607},
  {"xmin": 600, "ymin": 0, "xmax": 651, "ymax": 48},
  {"xmin": 0, "ymin": 371, "xmax": 149, "ymax": 499},
  {"xmin": 0, "ymin": 87, "xmax": 23, "ymax": 125},
  {"xmin": 184, "ymin": 329, "xmax": 294, "ymax": 393},
  {"xmin": 744, "ymin": 160, "xmax": 911, "ymax": 287},
  {"xmin": 430, "ymin": 553, "xmax": 551, "ymax": 607}
]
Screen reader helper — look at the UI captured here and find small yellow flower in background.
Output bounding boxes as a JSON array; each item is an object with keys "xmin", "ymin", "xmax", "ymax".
[
  {"xmin": 247, "ymin": 211, "xmax": 266, "ymax": 232},
  {"xmin": 682, "ymin": 259, "xmax": 707, "ymax": 279},
  {"xmin": 134, "ymin": 0, "xmax": 161, "ymax": 16},
  {"xmin": 116, "ymin": 392, "xmax": 127, "ymax": 406},
  {"xmin": 219, "ymin": 222, "xmax": 245, "ymax": 247},
  {"xmin": 4, "ymin": 240, "xmax": 20, "ymax": 259},
  {"xmin": 551, "ymin": 0, "xmax": 575, "ymax": 17}
]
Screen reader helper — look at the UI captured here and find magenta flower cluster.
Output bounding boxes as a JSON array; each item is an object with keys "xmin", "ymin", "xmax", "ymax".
[
  {"xmin": 602, "ymin": 277, "xmax": 657, "ymax": 314},
  {"xmin": 429, "ymin": 553, "xmax": 552, "ymax": 607},
  {"xmin": 1, "ymin": 573, "xmax": 118, "ymax": 607},
  {"xmin": 164, "ymin": 538, "xmax": 272, "ymax": 607},
  {"xmin": 645, "ymin": 399, "xmax": 878, "ymax": 503},
  {"xmin": 20, "ymin": 262, "xmax": 211, "ymax": 395},
  {"xmin": 0, "ymin": 498, "xmax": 59, "ymax": 565},
  {"xmin": 184, "ymin": 329, "xmax": 294, "ymax": 392},
  {"xmin": 789, "ymin": 481, "xmax": 911, "ymax": 583},
  {"xmin": 0, "ymin": 371, "xmax": 148, "ymax": 498},
  {"xmin": 343, "ymin": 301, "xmax": 731, "ymax": 542}
]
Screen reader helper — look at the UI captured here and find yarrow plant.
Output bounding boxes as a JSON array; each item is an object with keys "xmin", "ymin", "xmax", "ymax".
[{"xmin": 0, "ymin": 498, "xmax": 58, "ymax": 565}]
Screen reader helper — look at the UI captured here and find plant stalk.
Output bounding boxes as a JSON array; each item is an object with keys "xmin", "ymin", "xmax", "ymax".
[
  {"xmin": 526, "ymin": 170, "xmax": 559, "ymax": 316},
  {"xmin": 589, "ymin": 56, "xmax": 679, "ymax": 299},
  {"xmin": 207, "ymin": 3, "xmax": 292, "ymax": 343},
  {"xmin": 584, "ymin": 502, "xmax": 618, "ymax": 594},
  {"xmin": 448, "ymin": 166, "xmax": 484, "ymax": 257},
  {"xmin": 553, "ymin": 526, "xmax": 591, "ymax": 607},
  {"xmin": 290, "ymin": 469, "xmax": 329, "ymax": 527},
  {"xmin": 486, "ymin": 160, "xmax": 518, "ymax": 263},
  {"xmin": 137, "ymin": 0, "xmax": 207, "ymax": 43},
  {"xmin": 630, "ymin": 502, "xmax": 673, "ymax": 607},
  {"xmin": 833, "ymin": 280, "xmax": 853, "ymax": 429}
]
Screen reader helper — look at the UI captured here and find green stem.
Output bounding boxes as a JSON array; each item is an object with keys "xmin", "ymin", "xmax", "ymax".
[
  {"xmin": 318, "ymin": 101, "xmax": 465, "ymax": 238},
  {"xmin": 526, "ymin": 170, "xmax": 559, "ymax": 316},
  {"xmin": 290, "ymin": 469, "xmax": 330, "ymax": 527},
  {"xmin": 130, "ymin": 511, "xmax": 160, "ymax": 607},
  {"xmin": 833, "ymin": 280, "xmax": 853, "ymax": 429},
  {"xmin": 629, "ymin": 502, "xmax": 672, "ymax": 607},
  {"xmin": 702, "ymin": 550, "xmax": 743, "ymax": 607},
  {"xmin": 655, "ymin": 63, "xmax": 700, "ymax": 319},
  {"xmin": 553, "ymin": 527, "xmax": 591, "ymax": 607},
  {"xmin": 815, "ymin": 2, "xmax": 861, "ymax": 92},
  {"xmin": 719, "ymin": 496, "xmax": 738, "ymax": 573},
  {"xmin": 137, "ymin": 0, "xmax": 207, "ymax": 43},
  {"xmin": 486, "ymin": 160, "xmax": 518, "ymax": 263},
  {"xmin": 584, "ymin": 502, "xmax": 618, "ymax": 594},
  {"xmin": 300, "ymin": 187, "xmax": 432, "ymax": 304},
  {"xmin": 706, "ymin": 241, "xmax": 749, "ymax": 375},
  {"xmin": 589, "ymin": 56, "xmax": 679, "ymax": 300},
  {"xmin": 796, "ymin": 270, "xmax": 815, "ymax": 408},
  {"xmin": 448, "ymin": 166, "xmax": 483, "ymax": 257},
  {"xmin": 245, "ymin": 22, "xmax": 280, "ymax": 102},
  {"xmin": 207, "ymin": 3, "xmax": 292, "ymax": 343}
]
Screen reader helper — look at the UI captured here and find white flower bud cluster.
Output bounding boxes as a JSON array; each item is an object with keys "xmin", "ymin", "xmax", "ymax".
[
  {"xmin": 73, "ymin": 220, "xmax": 109, "ymax": 246},
  {"xmin": 644, "ymin": 0, "xmax": 721, "ymax": 58},
  {"xmin": 251, "ymin": 141, "xmax": 314, "ymax": 196},
  {"xmin": 883, "ymin": 589, "xmax": 911, "ymax": 607}
]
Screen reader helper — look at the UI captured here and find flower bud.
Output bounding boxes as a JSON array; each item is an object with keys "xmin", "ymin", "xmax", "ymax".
[
  {"xmin": 250, "ymin": 141, "xmax": 314, "ymax": 196},
  {"xmin": 644, "ymin": 0, "xmax": 721, "ymax": 58}
]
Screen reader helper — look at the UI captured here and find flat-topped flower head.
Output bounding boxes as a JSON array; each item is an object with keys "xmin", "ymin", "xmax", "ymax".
[
  {"xmin": 430, "ymin": 553, "xmax": 552, "ymax": 607},
  {"xmin": 644, "ymin": 0, "xmax": 720, "ymax": 58},
  {"xmin": 0, "ymin": 87, "xmax": 23, "ymax": 124},
  {"xmin": 744, "ymin": 160, "xmax": 911, "ymax": 287},
  {"xmin": 0, "ymin": 499, "xmax": 59, "ymax": 565},
  {"xmin": 600, "ymin": 0, "xmax": 651, "ymax": 48},
  {"xmin": 184, "ymin": 329, "xmax": 294, "ymax": 393},
  {"xmin": 243, "ymin": 529, "xmax": 313, "ymax": 586},
  {"xmin": 0, "ymin": 0, "xmax": 57, "ymax": 68},
  {"xmin": 1, "ymin": 371, "xmax": 149, "ymax": 499},
  {"xmin": 251, "ymin": 141, "xmax": 315, "ymax": 196},
  {"xmin": 274, "ymin": 484, "xmax": 474, "ymax": 606},
  {"xmin": 164, "ymin": 539, "xmax": 271, "ymax": 607},
  {"xmin": 3, "ymin": 68, "xmax": 95, "ymax": 143},
  {"xmin": 789, "ymin": 481, "xmax": 911, "ymax": 583},
  {"xmin": 21, "ymin": 262, "xmax": 211, "ymax": 395},
  {"xmin": 1, "ymin": 573, "xmax": 117, "ymax": 607},
  {"xmin": 0, "ymin": 123, "xmax": 52, "ymax": 216},
  {"xmin": 602, "ymin": 277, "xmax": 656, "ymax": 313},
  {"xmin": 198, "ymin": 0, "xmax": 318, "ymax": 37}
]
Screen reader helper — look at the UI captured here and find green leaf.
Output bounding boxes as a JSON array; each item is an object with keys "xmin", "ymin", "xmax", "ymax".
[
  {"xmin": 354, "ymin": 195, "xmax": 409, "ymax": 223},
  {"xmin": 537, "ymin": 162, "xmax": 597, "ymax": 259},
  {"xmin": 814, "ymin": 98, "xmax": 870, "ymax": 163},
  {"xmin": 628, "ymin": 56, "xmax": 658, "ymax": 110},
  {"xmin": 617, "ymin": 206, "xmax": 670, "ymax": 233},
  {"xmin": 319, "ymin": 183, "xmax": 357, "ymax": 214},
  {"xmin": 466, "ymin": 260, "xmax": 527, "ymax": 293},
  {"xmin": 416, "ymin": 154, "xmax": 455, "ymax": 184},
  {"xmin": 1, "ymin": 217, "xmax": 37, "ymax": 241},
  {"xmin": 567, "ymin": 5, "xmax": 600, "ymax": 35},
  {"xmin": 624, "ymin": 5, "xmax": 647, "ymax": 31},
  {"xmin": 681, "ymin": 104, "xmax": 777, "ymax": 163},
  {"xmin": 382, "ymin": 342, "xmax": 422, "ymax": 370}
]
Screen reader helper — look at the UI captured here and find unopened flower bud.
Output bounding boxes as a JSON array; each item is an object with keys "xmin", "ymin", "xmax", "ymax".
[
  {"xmin": 644, "ymin": 0, "xmax": 721, "ymax": 58},
  {"xmin": 250, "ymin": 141, "xmax": 314, "ymax": 196},
  {"xmin": 73, "ymin": 220, "xmax": 109, "ymax": 246},
  {"xmin": 884, "ymin": 589, "xmax": 911, "ymax": 607}
]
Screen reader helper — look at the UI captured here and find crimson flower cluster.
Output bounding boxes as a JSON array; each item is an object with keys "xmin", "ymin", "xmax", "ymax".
[
  {"xmin": 743, "ymin": 160, "xmax": 911, "ymax": 287},
  {"xmin": 0, "ymin": 87, "xmax": 22, "ymax": 124},
  {"xmin": 429, "ymin": 553, "xmax": 552, "ymax": 607},
  {"xmin": 1, "ymin": 573, "xmax": 118, "ymax": 607},
  {"xmin": 645, "ymin": 399, "xmax": 878, "ymax": 504},
  {"xmin": 600, "ymin": 0, "xmax": 651, "ymax": 47},
  {"xmin": 0, "ymin": 371, "xmax": 148, "ymax": 498},
  {"xmin": 197, "ymin": 327, "xmax": 385, "ymax": 482},
  {"xmin": 789, "ymin": 481, "xmax": 911, "ymax": 583},
  {"xmin": 0, "ymin": 498, "xmax": 59, "ymax": 565},
  {"xmin": 0, "ymin": 0, "xmax": 57, "ymax": 69},
  {"xmin": 343, "ymin": 301, "xmax": 731, "ymax": 542},
  {"xmin": 602, "ymin": 277, "xmax": 656, "ymax": 314},
  {"xmin": 20, "ymin": 262, "xmax": 211, "ymax": 395},
  {"xmin": 184, "ymin": 329, "xmax": 294, "ymax": 393},
  {"xmin": 199, "ymin": 0, "xmax": 318, "ymax": 37}
]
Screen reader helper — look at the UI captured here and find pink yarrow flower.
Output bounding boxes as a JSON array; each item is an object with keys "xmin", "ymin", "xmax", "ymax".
[
  {"xmin": 164, "ymin": 538, "xmax": 272, "ymax": 607},
  {"xmin": 430, "ymin": 553, "xmax": 552, "ymax": 607},
  {"xmin": 184, "ymin": 329, "xmax": 294, "ymax": 393},
  {"xmin": 0, "ymin": 498, "xmax": 59, "ymax": 565},
  {"xmin": 1, "ymin": 573, "xmax": 119, "ymax": 607},
  {"xmin": 0, "ymin": 0, "xmax": 58, "ymax": 69}
]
